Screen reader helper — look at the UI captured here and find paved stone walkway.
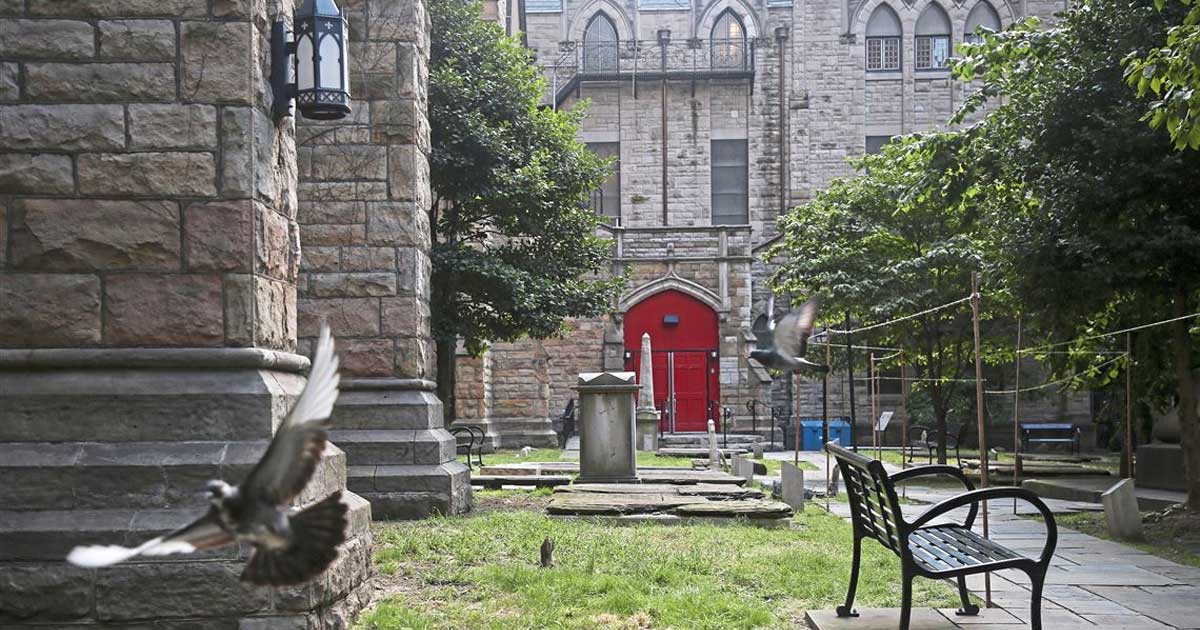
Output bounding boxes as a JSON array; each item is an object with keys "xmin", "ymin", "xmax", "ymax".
[{"xmin": 769, "ymin": 451, "xmax": 1200, "ymax": 629}]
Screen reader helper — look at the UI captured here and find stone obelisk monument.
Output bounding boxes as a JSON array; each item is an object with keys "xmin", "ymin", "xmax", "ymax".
[{"xmin": 635, "ymin": 333, "xmax": 661, "ymax": 451}]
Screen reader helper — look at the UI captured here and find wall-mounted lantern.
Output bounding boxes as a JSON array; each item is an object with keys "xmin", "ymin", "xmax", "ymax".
[
  {"xmin": 271, "ymin": 0, "xmax": 351, "ymax": 121},
  {"xmin": 657, "ymin": 29, "xmax": 672, "ymax": 44}
]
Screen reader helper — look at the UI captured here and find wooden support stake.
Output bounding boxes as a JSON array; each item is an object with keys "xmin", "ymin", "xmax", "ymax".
[
  {"xmin": 970, "ymin": 272, "xmax": 992, "ymax": 608},
  {"xmin": 826, "ymin": 331, "xmax": 832, "ymax": 511},
  {"xmin": 871, "ymin": 352, "xmax": 879, "ymax": 461},
  {"xmin": 1013, "ymin": 315, "xmax": 1022, "ymax": 513},
  {"xmin": 1125, "ymin": 332, "xmax": 1134, "ymax": 479}
]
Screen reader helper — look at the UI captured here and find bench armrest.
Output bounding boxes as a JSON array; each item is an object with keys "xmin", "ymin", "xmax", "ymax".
[
  {"xmin": 907, "ymin": 487, "xmax": 1058, "ymax": 564},
  {"xmin": 889, "ymin": 465, "xmax": 975, "ymax": 491}
]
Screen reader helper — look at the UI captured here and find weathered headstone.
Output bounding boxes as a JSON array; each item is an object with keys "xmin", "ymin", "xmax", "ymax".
[
  {"xmin": 1101, "ymin": 478, "xmax": 1143, "ymax": 540},
  {"xmin": 635, "ymin": 333, "xmax": 661, "ymax": 452},
  {"xmin": 708, "ymin": 419, "xmax": 721, "ymax": 468},
  {"xmin": 782, "ymin": 462, "xmax": 805, "ymax": 512},
  {"xmin": 752, "ymin": 442, "xmax": 764, "ymax": 459},
  {"xmin": 575, "ymin": 372, "xmax": 640, "ymax": 483},
  {"xmin": 733, "ymin": 454, "xmax": 755, "ymax": 483}
]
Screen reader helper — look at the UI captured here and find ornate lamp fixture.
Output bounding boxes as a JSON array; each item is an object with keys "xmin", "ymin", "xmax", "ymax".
[{"xmin": 271, "ymin": 0, "xmax": 351, "ymax": 121}]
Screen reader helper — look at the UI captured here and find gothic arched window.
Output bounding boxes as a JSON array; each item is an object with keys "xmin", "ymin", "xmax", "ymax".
[
  {"xmin": 582, "ymin": 13, "xmax": 618, "ymax": 73},
  {"xmin": 866, "ymin": 5, "xmax": 902, "ymax": 72},
  {"xmin": 915, "ymin": 4, "xmax": 952, "ymax": 70},
  {"xmin": 711, "ymin": 10, "xmax": 746, "ymax": 69},
  {"xmin": 965, "ymin": 1, "xmax": 1001, "ymax": 44}
]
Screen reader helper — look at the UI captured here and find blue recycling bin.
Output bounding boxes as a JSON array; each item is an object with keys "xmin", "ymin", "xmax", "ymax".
[{"xmin": 801, "ymin": 418, "xmax": 853, "ymax": 450}]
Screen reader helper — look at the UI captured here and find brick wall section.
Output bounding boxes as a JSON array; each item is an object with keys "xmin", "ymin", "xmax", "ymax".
[
  {"xmin": 296, "ymin": 0, "xmax": 470, "ymax": 519},
  {"xmin": 0, "ymin": 0, "xmax": 297, "ymax": 352}
]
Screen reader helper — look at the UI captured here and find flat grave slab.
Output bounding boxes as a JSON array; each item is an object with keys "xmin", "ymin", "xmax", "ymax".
[{"xmin": 558, "ymin": 482, "xmax": 764, "ymax": 499}]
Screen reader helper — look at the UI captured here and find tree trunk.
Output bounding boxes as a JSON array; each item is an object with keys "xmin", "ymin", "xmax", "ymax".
[
  {"xmin": 1171, "ymin": 284, "xmax": 1200, "ymax": 511},
  {"xmin": 436, "ymin": 336, "xmax": 458, "ymax": 429}
]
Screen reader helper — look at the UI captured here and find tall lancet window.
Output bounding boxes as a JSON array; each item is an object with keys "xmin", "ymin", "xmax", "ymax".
[
  {"xmin": 866, "ymin": 5, "xmax": 902, "ymax": 71},
  {"xmin": 965, "ymin": 1, "xmax": 1001, "ymax": 44},
  {"xmin": 582, "ymin": 13, "xmax": 618, "ymax": 73},
  {"xmin": 711, "ymin": 10, "xmax": 747, "ymax": 69},
  {"xmin": 915, "ymin": 4, "xmax": 952, "ymax": 70}
]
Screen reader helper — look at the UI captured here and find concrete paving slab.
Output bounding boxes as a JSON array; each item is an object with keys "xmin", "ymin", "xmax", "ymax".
[
  {"xmin": 805, "ymin": 608, "xmax": 950, "ymax": 630},
  {"xmin": 1087, "ymin": 586, "xmax": 1200, "ymax": 629},
  {"xmin": 936, "ymin": 607, "xmax": 1023, "ymax": 624}
]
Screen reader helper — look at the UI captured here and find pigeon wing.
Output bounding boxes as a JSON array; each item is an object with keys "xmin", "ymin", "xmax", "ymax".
[
  {"xmin": 241, "ymin": 325, "xmax": 340, "ymax": 507},
  {"xmin": 67, "ymin": 509, "xmax": 232, "ymax": 568},
  {"xmin": 775, "ymin": 298, "xmax": 819, "ymax": 358}
]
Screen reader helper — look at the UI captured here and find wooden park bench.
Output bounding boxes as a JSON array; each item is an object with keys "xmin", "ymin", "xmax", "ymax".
[
  {"xmin": 827, "ymin": 442, "xmax": 1058, "ymax": 630},
  {"xmin": 1021, "ymin": 422, "xmax": 1082, "ymax": 454}
]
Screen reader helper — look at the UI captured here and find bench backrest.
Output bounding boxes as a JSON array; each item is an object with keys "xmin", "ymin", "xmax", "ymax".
[
  {"xmin": 827, "ymin": 442, "xmax": 906, "ymax": 555},
  {"xmin": 1023, "ymin": 422, "xmax": 1072, "ymax": 430}
]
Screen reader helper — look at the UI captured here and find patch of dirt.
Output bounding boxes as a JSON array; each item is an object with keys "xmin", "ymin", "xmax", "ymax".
[
  {"xmin": 473, "ymin": 490, "xmax": 553, "ymax": 514},
  {"xmin": 1143, "ymin": 505, "xmax": 1200, "ymax": 557}
]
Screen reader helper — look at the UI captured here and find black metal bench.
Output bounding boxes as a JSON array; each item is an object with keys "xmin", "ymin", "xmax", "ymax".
[
  {"xmin": 450, "ymin": 424, "xmax": 485, "ymax": 469},
  {"xmin": 827, "ymin": 442, "xmax": 1057, "ymax": 630},
  {"xmin": 1021, "ymin": 422, "xmax": 1081, "ymax": 454},
  {"xmin": 907, "ymin": 421, "xmax": 969, "ymax": 466},
  {"xmin": 551, "ymin": 399, "xmax": 575, "ymax": 449}
]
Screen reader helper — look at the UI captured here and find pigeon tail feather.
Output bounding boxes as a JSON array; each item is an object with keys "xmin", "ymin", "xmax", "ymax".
[{"xmin": 241, "ymin": 492, "xmax": 348, "ymax": 586}]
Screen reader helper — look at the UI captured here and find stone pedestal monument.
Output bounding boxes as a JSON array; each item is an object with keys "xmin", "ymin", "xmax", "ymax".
[
  {"xmin": 1138, "ymin": 388, "xmax": 1189, "ymax": 492},
  {"xmin": 635, "ymin": 333, "xmax": 661, "ymax": 451},
  {"xmin": 576, "ymin": 372, "xmax": 640, "ymax": 483}
]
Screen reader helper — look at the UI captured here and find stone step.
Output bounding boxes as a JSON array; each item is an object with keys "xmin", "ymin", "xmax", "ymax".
[
  {"xmin": 658, "ymin": 433, "xmax": 761, "ymax": 447},
  {"xmin": 345, "ymin": 461, "xmax": 471, "ymax": 519},
  {"xmin": 0, "ymin": 441, "xmax": 348, "ymax": 511},
  {"xmin": 327, "ymin": 428, "xmax": 455, "ymax": 467},
  {"xmin": 471, "ymin": 475, "xmax": 573, "ymax": 489},
  {"xmin": 0, "ymin": 494, "xmax": 372, "ymax": 625},
  {"xmin": 658, "ymin": 447, "xmax": 748, "ymax": 458},
  {"xmin": 330, "ymin": 387, "xmax": 442, "ymax": 431}
]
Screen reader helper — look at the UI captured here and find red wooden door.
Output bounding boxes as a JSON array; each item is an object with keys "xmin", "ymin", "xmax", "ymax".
[{"xmin": 672, "ymin": 351, "xmax": 709, "ymax": 431}]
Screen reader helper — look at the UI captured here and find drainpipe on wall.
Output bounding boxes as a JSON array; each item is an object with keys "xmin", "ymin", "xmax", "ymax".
[
  {"xmin": 775, "ymin": 26, "xmax": 789, "ymax": 219},
  {"xmin": 659, "ymin": 30, "xmax": 671, "ymax": 226}
]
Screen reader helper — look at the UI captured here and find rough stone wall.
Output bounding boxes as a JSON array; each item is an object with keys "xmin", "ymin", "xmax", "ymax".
[
  {"xmin": 296, "ymin": 0, "xmax": 470, "ymax": 519},
  {"xmin": 0, "ymin": 1, "xmax": 372, "ymax": 627}
]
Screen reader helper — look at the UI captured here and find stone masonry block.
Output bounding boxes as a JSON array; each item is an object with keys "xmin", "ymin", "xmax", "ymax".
[
  {"xmin": 0, "ymin": 104, "xmax": 125, "ymax": 151},
  {"xmin": 394, "ymin": 336, "xmax": 433, "ymax": 380},
  {"xmin": 339, "ymin": 338, "xmax": 395, "ymax": 377},
  {"xmin": 342, "ymin": 247, "xmax": 396, "ymax": 272},
  {"xmin": 0, "ymin": 19, "xmax": 95, "ymax": 60},
  {"xmin": 184, "ymin": 200, "xmax": 253, "ymax": 272},
  {"xmin": 298, "ymin": 201, "xmax": 365, "ymax": 225},
  {"xmin": 0, "ymin": 564, "xmax": 94, "ymax": 621},
  {"xmin": 181, "ymin": 21, "xmax": 252, "ymax": 104},
  {"xmin": 253, "ymin": 275, "xmax": 295, "ymax": 352},
  {"xmin": 298, "ymin": 297, "xmax": 381, "ymax": 337},
  {"xmin": 28, "ymin": 0, "xmax": 206, "ymax": 17},
  {"xmin": 310, "ymin": 145, "xmax": 387, "ymax": 182},
  {"xmin": 104, "ymin": 273, "xmax": 224, "ymax": 346},
  {"xmin": 79, "ymin": 152, "xmax": 217, "ymax": 197},
  {"xmin": 129, "ymin": 104, "xmax": 218, "ymax": 149},
  {"xmin": 381, "ymin": 294, "xmax": 430, "ymax": 337},
  {"xmin": 300, "ymin": 246, "xmax": 340, "ymax": 272},
  {"xmin": 298, "ymin": 223, "xmax": 367, "ymax": 246},
  {"xmin": 221, "ymin": 106, "xmax": 254, "ymax": 197},
  {"xmin": 9, "ymin": 198, "xmax": 180, "ymax": 271},
  {"xmin": 365, "ymin": 201, "xmax": 423, "ymax": 248},
  {"xmin": 98, "ymin": 19, "xmax": 176, "ymax": 60},
  {"xmin": 25, "ymin": 62, "xmax": 175, "ymax": 102},
  {"xmin": 223, "ymin": 273, "xmax": 255, "ymax": 346},
  {"xmin": 0, "ymin": 62, "xmax": 17, "ymax": 100},
  {"xmin": 0, "ymin": 273, "xmax": 101, "ymax": 347},
  {"xmin": 95, "ymin": 560, "xmax": 270, "ymax": 621},
  {"xmin": 307, "ymin": 273, "xmax": 396, "ymax": 298},
  {"xmin": 0, "ymin": 202, "xmax": 6, "ymax": 264},
  {"xmin": 0, "ymin": 153, "xmax": 74, "ymax": 194},
  {"xmin": 255, "ymin": 205, "xmax": 293, "ymax": 281}
]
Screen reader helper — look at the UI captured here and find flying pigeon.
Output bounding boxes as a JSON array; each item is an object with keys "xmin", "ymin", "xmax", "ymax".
[
  {"xmin": 750, "ymin": 295, "xmax": 830, "ymax": 374},
  {"xmin": 67, "ymin": 325, "xmax": 347, "ymax": 587}
]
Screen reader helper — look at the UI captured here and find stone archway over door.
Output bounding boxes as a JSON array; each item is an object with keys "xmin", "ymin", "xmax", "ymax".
[{"xmin": 623, "ymin": 290, "xmax": 720, "ymax": 432}]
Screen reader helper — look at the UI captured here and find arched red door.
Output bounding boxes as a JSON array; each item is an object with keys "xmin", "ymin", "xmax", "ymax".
[{"xmin": 623, "ymin": 290, "xmax": 720, "ymax": 432}]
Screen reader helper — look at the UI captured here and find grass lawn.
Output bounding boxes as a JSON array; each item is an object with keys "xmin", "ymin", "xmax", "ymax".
[
  {"xmin": 1033, "ymin": 510, "xmax": 1200, "ymax": 569},
  {"xmin": 480, "ymin": 448, "xmax": 817, "ymax": 477},
  {"xmin": 357, "ymin": 491, "xmax": 963, "ymax": 629}
]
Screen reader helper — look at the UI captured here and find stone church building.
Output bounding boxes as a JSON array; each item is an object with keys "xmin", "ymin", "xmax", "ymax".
[{"xmin": 456, "ymin": 0, "xmax": 1084, "ymax": 448}]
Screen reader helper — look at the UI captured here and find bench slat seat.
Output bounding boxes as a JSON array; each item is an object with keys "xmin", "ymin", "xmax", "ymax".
[
  {"xmin": 826, "ymin": 442, "xmax": 1057, "ymax": 630},
  {"xmin": 908, "ymin": 525, "xmax": 1023, "ymax": 574}
]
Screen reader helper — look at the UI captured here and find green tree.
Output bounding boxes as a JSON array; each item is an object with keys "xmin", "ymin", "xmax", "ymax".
[
  {"xmin": 954, "ymin": 0, "xmax": 1200, "ymax": 508},
  {"xmin": 1125, "ymin": 0, "xmax": 1200, "ymax": 149},
  {"xmin": 767, "ymin": 132, "xmax": 997, "ymax": 463},
  {"xmin": 429, "ymin": 0, "xmax": 623, "ymax": 425}
]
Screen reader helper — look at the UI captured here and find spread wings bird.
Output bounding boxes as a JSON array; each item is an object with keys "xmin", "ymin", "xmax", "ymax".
[{"xmin": 66, "ymin": 325, "xmax": 347, "ymax": 586}]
